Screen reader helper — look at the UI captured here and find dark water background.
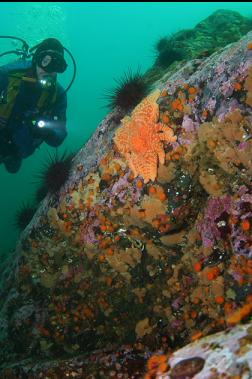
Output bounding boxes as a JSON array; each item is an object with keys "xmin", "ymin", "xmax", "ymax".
[{"xmin": 0, "ymin": 2, "xmax": 251, "ymax": 260}]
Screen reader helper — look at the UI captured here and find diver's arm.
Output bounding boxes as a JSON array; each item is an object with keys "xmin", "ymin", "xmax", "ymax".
[
  {"xmin": 35, "ymin": 88, "xmax": 68, "ymax": 147},
  {"xmin": 0, "ymin": 70, "xmax": 10, "ymax": 130},
  {"xmin": 0, "ymin": 69, "xmax": 9, "ymax": 102},
  {"xmin": 41, "ymin": 118, "xmax": 67, "ymax": 147}
]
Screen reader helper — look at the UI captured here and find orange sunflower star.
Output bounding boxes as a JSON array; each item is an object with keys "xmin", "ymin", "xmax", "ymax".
[{"xmin": 113, "ymin": 90, "xmax": 176, "ymax": 183}]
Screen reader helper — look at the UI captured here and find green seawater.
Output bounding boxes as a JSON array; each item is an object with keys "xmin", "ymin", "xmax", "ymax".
[{"xmin": 0, "ymin": 1, "xmax": 251, "ymax": 261}]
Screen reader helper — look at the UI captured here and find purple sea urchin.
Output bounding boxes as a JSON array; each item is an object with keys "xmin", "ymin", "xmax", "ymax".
[
  {"xmin": 154, "ymin": 36, "xmax": 169, "ymax": 53},
  {"xmin": 104, "ymin": 69, "xmax": 150, "ymax": 112},
  {"xmin": 14, "ymin": 203, "xmax": 36, "ymax": 231},
  {"xmin": 35, "ymin": 184, "xmax": 48, "ymax": 203},
  {"xmin": 156, "ymin": 45, "xmax": 185, "ymax": 68},
  {"xmin": 154, "ymin": 37, "xmax": 186, "ymax": 69},
  {"xmin": 36, "ymin": 150, "xmax": 73, "ymax": 194}
]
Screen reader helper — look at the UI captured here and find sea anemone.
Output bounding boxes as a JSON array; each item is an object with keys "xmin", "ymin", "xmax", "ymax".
[
  {"xmin": 36, "ymin": 150, "xmax": 73, "ymax": 194},
  {"xmin": 14, "ymin": 202, "xmax": 36, "ymax": 231},
  {"xmin": 104, "ymin": 68, "xmax": 151, "ymax": 112}
]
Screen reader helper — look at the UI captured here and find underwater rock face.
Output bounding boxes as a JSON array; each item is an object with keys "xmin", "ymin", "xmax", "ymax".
[
  {"xmin": 0, "ymin": 11, "xmax": 252, "ymax": 377},
  {"xmin": 153, "ymin": 9, "xmax": 252, "ymax": 71},
  {"xmin": 0, "ymin": 323, "xmax": 251, "ymax": 378},
  {"xmin": 167, "ymin": 323, "xmax": 252, "ymax": 379}
]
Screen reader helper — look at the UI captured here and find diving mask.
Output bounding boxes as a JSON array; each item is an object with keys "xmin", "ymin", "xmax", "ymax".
[{"xmin": 36, "ymin": 49, "xmax": 67, "ymax": 73}]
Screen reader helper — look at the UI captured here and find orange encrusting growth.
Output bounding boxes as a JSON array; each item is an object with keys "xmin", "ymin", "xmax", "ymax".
[
  {"xmin": 145, "ymin": 354, "xmax": 168, "ymax": 378},
  {"xmin": 113, "ymin": 90, "xmax": 176, "ymax": 183},
  {"xmin": 226, "ymin": 302, "xmax": 252, "ymax": 325},
  {"xmin": 191, "ymin": 331, "xmax": 203, "ymax": 341},
  {"xmin": 194, "ymin": 262, "xmax": 202, "ymax": 272},
  {"xmin": 241, "ymin": 219, "xmax": 250, "ymax": 231},
  {"xmin": 233, "ymin": 82, "xmax": 242, "ymax": 91}
]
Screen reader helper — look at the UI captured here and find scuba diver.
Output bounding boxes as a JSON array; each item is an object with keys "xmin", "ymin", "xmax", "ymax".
[{"xmin": 0, "ymin": 37, "xmax": 76, "ymax": 173}]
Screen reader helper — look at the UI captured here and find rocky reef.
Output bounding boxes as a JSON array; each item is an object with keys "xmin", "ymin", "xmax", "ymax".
[
  {"xmin": 148, "ymin": 9, "xmax": 252, "ymax": 81},
  {"xmin": 0, "ymin": 10, "xmax": 252, "ymax": 379}
]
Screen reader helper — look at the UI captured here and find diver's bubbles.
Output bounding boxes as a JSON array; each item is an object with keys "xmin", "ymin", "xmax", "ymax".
[
  {"xmin": 0, "ymin": 4, "xmax": 70, "ymax": 66},
  {"xmin": 15, "ymin": 3, "xmax": 69, "ymax": 49}
]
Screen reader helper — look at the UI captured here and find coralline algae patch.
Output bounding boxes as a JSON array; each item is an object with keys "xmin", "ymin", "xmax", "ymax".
[
  {"xmin": 1, "ymin": 34, "xmax": 252, "ymax": 373},
  {"xmin": 145, "ymin": 323, "xmax": 252, "ymax": 379}
]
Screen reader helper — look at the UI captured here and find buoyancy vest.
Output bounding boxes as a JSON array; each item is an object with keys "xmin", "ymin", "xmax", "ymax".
[{"xmin": 0, "ymin": 71, "xmax": 57, "ymax": 131}]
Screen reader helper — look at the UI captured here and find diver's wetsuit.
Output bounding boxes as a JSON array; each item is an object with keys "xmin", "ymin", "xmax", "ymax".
[{"xmin": 0, "ymin": 60, "xmax": 67, "ymax": 173}]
